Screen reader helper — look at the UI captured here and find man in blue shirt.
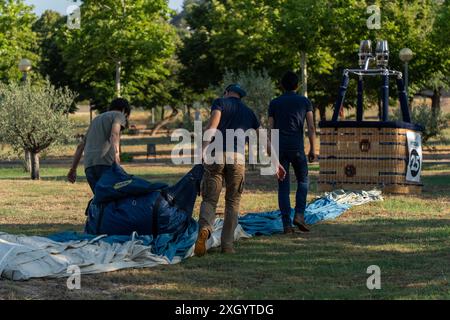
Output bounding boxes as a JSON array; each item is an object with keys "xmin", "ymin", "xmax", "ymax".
[
  {"xmin": 195, "ymin": 84, "xmax": 260, "ymax": 256},
  {"xmin": 268, "ymin": 71, "xmax": 317, "ymax": 234}
]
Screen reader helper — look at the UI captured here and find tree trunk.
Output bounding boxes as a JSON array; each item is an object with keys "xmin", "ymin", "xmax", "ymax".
[
  {"xmin": 115, "ymin": 60, "xmax": 122, "ymax": 97},
  {"xmin": 318, "ymin": 104, "xmax": 327, "ymax": 121},
  {"xmin": 187, "ymin": 104, "xmax": 192, "ymax": 119},
  {"xmin": 30, "ymin": 152, "xmax": 40, "ymax": 180},
  {"xmin": 150, "ymin": 107, "xmax": 179, "ymax": 136},
  {"xmin": 431, "ymin": 88, "xmax": 441, "ymax": 118},
  {"xmin": 300, "ymin": 51, "xmax": 308, "ymax": 97},
  {"xmin": 186, "ymin": 104, "xmax": 193, "ymax": 126},
  {"xmin": 24, "ymin": 150, "xmax": 32, "ymax": 173}
]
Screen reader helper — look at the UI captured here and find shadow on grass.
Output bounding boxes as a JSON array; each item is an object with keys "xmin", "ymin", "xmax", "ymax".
[
  {"xmin": 0, "ymin": 224, "xmax": 83, "ymax": 236},
  {"xmin": 1, "ymin": 172, "xmax": 448, "ymax": 197},
  {"xmin": 0, "ymin": 170, "xmax": 288, "ymax": 192},
  {"xmin": 0, "ymin": 176, "xmax": 91, "ymax": 183},
  {"xmin": 118, "ymin": 218, "xmax": 450, "ymax": 299},
  {"xmin": 1, "ymin": 218, "xmax": 449, "ymax": 299},
  {"xmin": 121, "ymin": 136, "xmax": 172, "ymax": 147}
]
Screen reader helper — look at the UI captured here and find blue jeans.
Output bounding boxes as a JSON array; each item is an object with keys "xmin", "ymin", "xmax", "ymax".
[
  {"xmin": 278, "ymin": 150, "xmax": 309, "ymax": 227},
  {"xmin": 85, "ymin": 165, "xmax": 111, "ymax": 193}
]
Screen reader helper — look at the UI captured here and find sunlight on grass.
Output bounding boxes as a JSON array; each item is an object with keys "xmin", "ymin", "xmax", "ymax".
[{"xmin": 0, "ymin": 111, "xmax": 449, "ymax": 299}]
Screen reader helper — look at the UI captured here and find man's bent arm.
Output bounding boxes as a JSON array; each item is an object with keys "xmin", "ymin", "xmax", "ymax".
[
  {"xmin": 70, "ymin": 141, "xmax": 85, "ymax": 171},
  {"xmin": 67, "ymin": 140, "xmax": 85, "ymax": 183},
  {"xmin": 266, "ymin": 117, "xmax": 286, "ymax": 180},
  {"xmin": 110, "ymin": 122, "xmax": 122, "ymax": 164},
  {"xmin": 202, "ymin": 110, "xmax": 222, "ymax": 154},
  {"xmin": 306, "ymin": 111, "xmax": 317, "ymax": 161}
]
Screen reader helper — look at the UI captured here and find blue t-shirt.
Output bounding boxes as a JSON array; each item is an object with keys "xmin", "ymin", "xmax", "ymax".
[
  {"xmin": 268, "ymin": 92, "xmax": 313, "ymax": 151},
  {"xmin": 211, "ymin": 97, "xmax": 260, "ymax": 153}
]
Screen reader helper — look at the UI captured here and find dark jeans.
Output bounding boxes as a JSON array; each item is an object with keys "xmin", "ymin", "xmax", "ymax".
[
  {"xmin": 278, "ymin": 150, "xmax": 309, "ymax": 227},
  {"xmin": 85, "ymin": 165, "xmax": 111, "ymax": 193}
]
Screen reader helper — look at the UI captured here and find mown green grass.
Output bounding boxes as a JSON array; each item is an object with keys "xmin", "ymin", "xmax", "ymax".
[
  {"xmin": 1, "ymin": 108, "xmax": 449, "ymax": 299},
  {"xmin": 0, "ymin": 163, "xmax": 449, "ymax": 300}
]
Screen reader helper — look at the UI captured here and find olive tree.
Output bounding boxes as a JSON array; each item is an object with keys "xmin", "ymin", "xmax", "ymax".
[{"xmin": 0, "ymin": 81, "xmax": 77, "ymax": 180}]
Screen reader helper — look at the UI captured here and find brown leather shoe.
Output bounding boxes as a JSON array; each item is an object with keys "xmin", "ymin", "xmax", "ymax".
[
  {"xmin": 194, "ymin": 228, "xmax": 210, "ymax": 257},
  {"xmin": 293, "ymin": 214, "xmax": 310, "ymax": 232},
  {"xmin": 283, "ymin": 226, "xmax": 295, "ymax": 234},
  {"xmin": 221, "ymin": 247, "xmax": 236, "ymax": 254}
]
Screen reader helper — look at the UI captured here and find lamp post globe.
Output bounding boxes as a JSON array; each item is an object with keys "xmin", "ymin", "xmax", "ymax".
[
  {"xmin": 399, "ymin": 48, "xmax": 414, "ymax": 62},
  {"xmin": 18, "ymin": 58, "xmax": 32, "ymax": 82},
  {"xmin": 19, "ymin": 58, "xmax": 32, "ymax": 72},
  {"xmin": 399, "ymin": 48, "xmax": 413, "ymax": 96}
]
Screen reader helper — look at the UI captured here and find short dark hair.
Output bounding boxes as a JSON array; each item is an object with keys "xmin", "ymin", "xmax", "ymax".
[
  {"xmin": 281, "ymin": 71, "xmax": 299, "ymax": 91},
  {"xmin": 109, "ymin": 98, "xmax": 131, "ymax": 116}
]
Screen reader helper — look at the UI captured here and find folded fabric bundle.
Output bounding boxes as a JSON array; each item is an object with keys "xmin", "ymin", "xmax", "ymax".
[{"xmin": 85, "ymin": 164, "xmax": 204, "ymax": 237}]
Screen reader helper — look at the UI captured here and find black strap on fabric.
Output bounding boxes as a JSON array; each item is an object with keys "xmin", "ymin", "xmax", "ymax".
[
  {"xmin": 96, "ymin": 203, "xmax": 106, "ymax": 235},
  {"xmin": 84, "ymin": 198, "xmax": 93, "ymax": 216},
  {"xmin": 160, "ymin": 188, "xmax": 172, "ymax": 205},
  {"xmin": 152, "ymin": 195, "xmax": 163, "ymax": 238}
]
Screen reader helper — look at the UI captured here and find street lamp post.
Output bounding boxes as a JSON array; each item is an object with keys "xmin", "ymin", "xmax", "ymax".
[
  {"xmin": 399, "ymin": 48, "xmax": 414, "ymax": 96},
  {"xmin": 18, "ymin": 58, "xmax": 32, "ymax": 82}
]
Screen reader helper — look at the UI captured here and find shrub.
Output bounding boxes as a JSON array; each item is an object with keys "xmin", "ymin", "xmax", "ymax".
[
  {"xmin": 0, "ymin": 80, "xmax": 77, "ymax": 179},
  {"xmin": 219, "ymin": 69, "xmax": 275, "ymax": 127},
  {"xmin": 393, "ymin": 105, "xmax": 449, "ymax": 145}
]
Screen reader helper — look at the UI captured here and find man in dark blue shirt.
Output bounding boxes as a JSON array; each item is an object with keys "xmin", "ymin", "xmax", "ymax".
[
  {"xmin": 195, "ymin": 84, "xmax": 260, "ymax": 256},
  {"xmin": 211, "ymin": 87, "xmax": 261, "ymax": 153},
  {"xmin": 268, "ymin": 71, "xmax": 317, "ymax": 234}
]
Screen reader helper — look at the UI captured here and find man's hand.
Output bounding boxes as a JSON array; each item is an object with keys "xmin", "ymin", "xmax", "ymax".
[
  {"xmin": 67, "ymin": 168, "xmax": 77, "ymax": 184},
  {"xmin": 306, "ymin": 111, "xmax": 317, "ymax": 164},
  {"xmin": 68, "ymin": 141, "xmax": 85, "ymax": 184},
  {"xmin": 308, "ymin": 150, "xmax": 317, "ymax": 163},
  {"xmin": 276, "ymin": 164, "xmax": 287, "ymax": 181},
  {"xmin": 115, "ymin": 153, "xmax": 121, "ymax": 165}
]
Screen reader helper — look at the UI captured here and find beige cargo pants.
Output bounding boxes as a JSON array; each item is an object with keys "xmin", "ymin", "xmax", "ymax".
[{"xmin": 199, "ymin": 161, "xmax": 245, "ymax": 249}]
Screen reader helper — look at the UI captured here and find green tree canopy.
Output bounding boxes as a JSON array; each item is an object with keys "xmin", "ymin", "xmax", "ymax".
[
  {"xmin": 180, "ymin": 0, "xmax": 446, "ymax": 122},
  {"xmin": 0, "ymin": 0, "xmax": 38, "ymax": 82},
  {"xmin": 179, "ymin": 0, "xmax": 287, "ymax": 94},
  {"xmin": 60, "ymin": 0, "xmax": 177, "ymax": 110},
  {"xmin": 33, "ymin": 10, "xmax": 72, "ymax": 90}
]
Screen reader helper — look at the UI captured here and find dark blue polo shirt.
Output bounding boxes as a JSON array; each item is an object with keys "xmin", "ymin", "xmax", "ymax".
[
  {"xmin": 211, "ymin": 97, "xmax": 260, "ymax": 152},
  {"xmin": 268, "ymin": 92, "xmax": 313, "ymax": 152}
]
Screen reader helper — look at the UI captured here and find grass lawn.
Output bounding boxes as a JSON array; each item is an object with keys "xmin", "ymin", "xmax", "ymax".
[
  {"xmin": 0, "ymin": 163, "xmax": 449, "ymax": 300},
  {"xmin": 0, "ymin": 108, "xmax": 449, "ymax": 299}
]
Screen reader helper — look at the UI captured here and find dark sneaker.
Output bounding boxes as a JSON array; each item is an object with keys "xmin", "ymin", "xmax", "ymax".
[
  {"xmin": 293, "ymin": 214, "xmax": 310, "ymax": 232},
  {"xmin": 194, "ymin": 228, "xmax": 209, "ymax": 257},
  {"xmin": 221, "ymin": 247, "xmax": 236, "ymax": 254},
  {"xmin": 283, "ymin": 226, "xmax": 295, "ymax": 234}
]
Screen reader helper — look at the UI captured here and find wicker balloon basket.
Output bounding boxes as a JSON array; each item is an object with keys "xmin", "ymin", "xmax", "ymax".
[
  {"xmin": 318, "ymin": 41, "xmax": 424, "ymax": 194},
  {"xmin": 318, "ymin": 125, "xmax": 423, "ymax": 194}
]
